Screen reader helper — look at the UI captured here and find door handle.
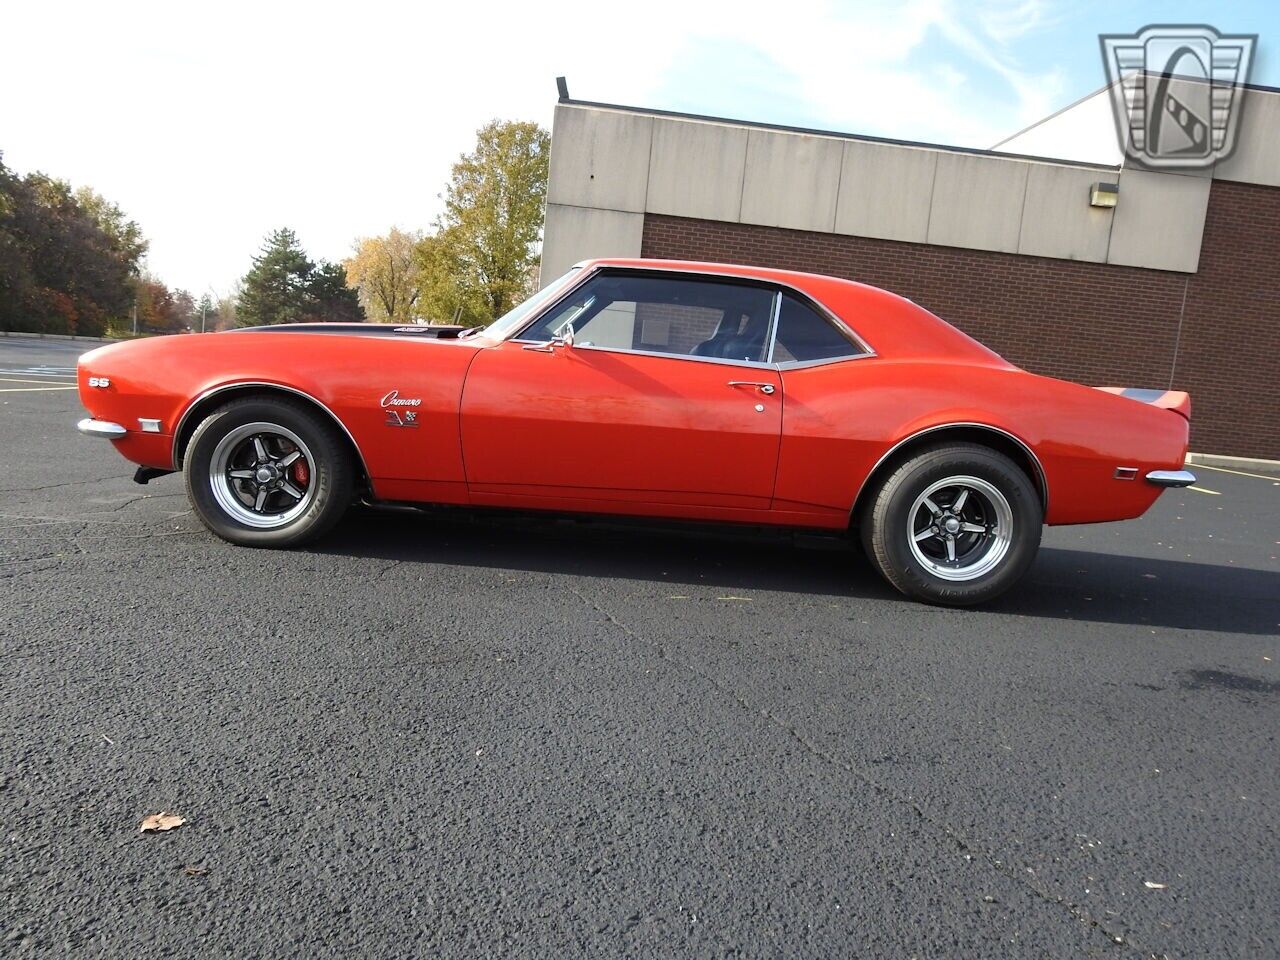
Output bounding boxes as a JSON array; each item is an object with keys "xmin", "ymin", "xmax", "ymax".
[{"xmin": 727, "ymin": 381, "xmax": 776, "ymax": 395}]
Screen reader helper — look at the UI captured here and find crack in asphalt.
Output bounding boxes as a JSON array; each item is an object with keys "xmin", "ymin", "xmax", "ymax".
[
  {"xmin": 0, "ymin": 472, "xmax": 133, "ymax": 494},
  {"xmin": 0, "ymin": 513, "xmax": 129, "ymax": 527},
  {"xmin": 568, "ymin": 584, "xmax": 1147, "ymax": 958}
]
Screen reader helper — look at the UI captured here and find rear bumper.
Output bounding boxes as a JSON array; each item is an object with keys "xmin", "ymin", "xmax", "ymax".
[
  {"xmin": 77, "ymin": 418, "xmax": 127, "ymax": 439},
  {"xmin": 1146, "ymin": 469, "xmax": 1196, "ymax": 488}
]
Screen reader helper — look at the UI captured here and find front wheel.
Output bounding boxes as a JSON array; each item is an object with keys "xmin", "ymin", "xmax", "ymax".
[
  {"xmin": 861, "ymin": 443, "xmax": 1042, "ymax": 605},
  {"xmin": 184, "ymin": 396, "xmax": 354, "ymax": 547}
]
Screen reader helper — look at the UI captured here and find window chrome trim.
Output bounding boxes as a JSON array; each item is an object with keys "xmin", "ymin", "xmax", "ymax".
[
  {"xmin": 769, "ymin": 287, "xmax": 875, "ymax": 364},
  {"xmin": 775, "ymin": 352, "xmax": 880, "ymax": 371},
  {"xmin": 852, "ymin": 422, "xmax": 1049, "ymax": 515},
  {"xmin": 171, "ymin": 381, "xmax": 371, "ymax": 478},
  {"xmin": 764, "ymin": 291, "xmax": 783, "ymax": 365},
  {"xmin": 510, "ymin": 263, "xmax": 878, "ymax": 371},
  {"xmin": 554, "ymin": 342, "xmax": 778, "ymax": 370}
]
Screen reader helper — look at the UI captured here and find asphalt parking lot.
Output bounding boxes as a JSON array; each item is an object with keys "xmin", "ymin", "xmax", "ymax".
[{"xmin": 1, "ymin": 335, "xmax": 1277, "ymax": 959}]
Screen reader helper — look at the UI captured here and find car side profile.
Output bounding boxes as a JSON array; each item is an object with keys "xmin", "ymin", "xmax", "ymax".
[{"xmin": 76, "ymin": 259, "xmax": 1195, "ymax": 605}]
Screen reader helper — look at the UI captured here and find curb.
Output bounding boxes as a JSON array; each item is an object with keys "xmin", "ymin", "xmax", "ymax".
[
  {"xmin": 0, "ymin": 331, "xmax": 120, "ymax": 343},
  {"xmin": 1187, "ymin": 451, "xmax": 1280, "ymax": 473}
]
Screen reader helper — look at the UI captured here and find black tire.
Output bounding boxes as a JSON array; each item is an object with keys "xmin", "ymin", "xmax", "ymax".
[
  {"xmin": 860, "ymin": 442, "xmax": 1042, "ymax": 606},
  {"xmin": 183, "ymin": 395, "xmax": 354, "ymax": 547}
]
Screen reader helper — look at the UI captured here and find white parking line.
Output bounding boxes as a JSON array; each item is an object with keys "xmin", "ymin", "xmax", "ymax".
[
  {"xmin": 0, "ymin": 386, "xmax": 78, "ymax": 393},
  {"xmin": 1194, "ymin": 463, "xmax": 1280, "ymax": 483},
  {"xmin": 1187, "ymin": 485, "xmax": 1221, "ymax": 496},
  {"xmin": 0, "ymin": 377, "xmax": 78, "ymax": 386},
  {"xmin": 0, "ymin": 367, "xmax": 77, "ymax": 377}
]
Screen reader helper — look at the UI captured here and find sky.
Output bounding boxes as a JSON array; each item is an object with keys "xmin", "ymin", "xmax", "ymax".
[{"xmin": 2, "ymin": 0, "xmax": 1277, "ymax": 297}]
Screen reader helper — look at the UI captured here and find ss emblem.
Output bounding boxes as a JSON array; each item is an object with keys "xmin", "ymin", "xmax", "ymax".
[{"xmin": 88, "ymin": 376, "xmax": 110, "ymax": 388}]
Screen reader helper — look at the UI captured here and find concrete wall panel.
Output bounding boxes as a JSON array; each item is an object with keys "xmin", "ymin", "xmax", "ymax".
[
  {"xmin": 1018, "ymin": 163, "xmax": 1114, "ymax": 262},
  {"xmin": 740, "ymin": 129, "xmax": 843, "ymax": 232},
  {"xmin": 646, "ymin": 118, "xmax": 748, "ymax": 221},
  {"xmin": 539, "ymin": 204, "xmax": 643, "ymax": 286},
  {"xmin": 546, "ymin": 105, "xmax": 652, "ymax": 214},
  {"xmin": 1213, "ymin": 87, "xmax": 1280, "ymax": 188},
  {"xmin": 1107, "ymin": 169, "xmax": 1210, "ymax": 273},
  {"xmin": 927, "ymin": 153, "xmax": 1028, "ymax": 253},
  {"xmin": 834, "ymin": 141, "xmax": 936, "ymax": 243}
]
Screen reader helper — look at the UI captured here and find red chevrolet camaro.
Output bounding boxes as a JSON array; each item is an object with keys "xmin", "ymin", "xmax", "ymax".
[{"xmin": 76, "ymin": 259, "xmax": 1195, "ymax": 605}]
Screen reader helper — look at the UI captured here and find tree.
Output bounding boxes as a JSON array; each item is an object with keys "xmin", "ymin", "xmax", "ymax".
[
  {"xmin": 304, "ymin": 261, "xmax": 363, "ymax": 323},
  {"xmin": 344, "ymin": 228, "xmax": 423, "ymax": 324},
  {"xmin": 0, "ymin": 155, "xmax": 36, "ymax": 331},
  {"xmin": 238, "ymin": 229, "xmax": 364, "ymax": 326},
  {"xmin": 135, "ymin": 277, "xmax": 184, "ymax": 334},
  {"xmin": 237, "ymin": 228, "xmax": 315, "ymax": 326},
  {"xmin": 427, "ymin": 120, "xmax": 550, "ymax": 324},
  {"xmin": 0, "ymin": 152, "xmax": 143, "ymax": 336},
  {"xmin": 414, "ymin": 231, "xmax": 474, "ymax": 324},
  {"xmin": 195, "ymin": 293, "xmax": 215, "ymax": 332},
  {"xmin": 213, "ymin": 289, "xmax": 239, "ymax": 331},
  {"xmin": 74, "ymin": 186, "xmax": 147, "ymax": 275}
]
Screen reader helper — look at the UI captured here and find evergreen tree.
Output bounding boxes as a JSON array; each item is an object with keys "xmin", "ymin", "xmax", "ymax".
[
  {"xmin": 237, "ymin": 228, "xmax": 314, "ymax": 326},
  {"xmin": 305, "ymin": 261, "xmax": 363, "ymax": 323}
]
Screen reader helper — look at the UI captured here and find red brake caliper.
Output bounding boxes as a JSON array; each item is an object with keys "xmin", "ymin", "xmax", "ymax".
[{"xmin": 292, "ymin": 457, "xmax": 310, "ymax": 488}]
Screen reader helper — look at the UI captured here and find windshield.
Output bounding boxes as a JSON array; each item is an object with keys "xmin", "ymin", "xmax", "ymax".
[{"xmin": 480, "ymin": 268, "xmax": 582, "ymax": 340}]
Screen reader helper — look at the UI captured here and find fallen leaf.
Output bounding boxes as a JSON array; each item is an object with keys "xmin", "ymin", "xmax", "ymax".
[
  {"xmin": 1144, "ymin": 881, "xmax": 1167, "ymax": 890},
  {"xmin": 182, "ymin": 864, "xmax": 207, "ymax": 876},
  {"xmin": 140, "ymin": 812, "xmax": 186, "ymax": 833}
]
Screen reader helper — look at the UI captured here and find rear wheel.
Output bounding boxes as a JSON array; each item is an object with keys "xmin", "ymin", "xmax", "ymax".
[
  {"xmin": 184, "ymin": 396, "xmax": 353, "ymax": 547},
  {"xmin": 861, "ymin": 443, "xmax": 1041, "ymax": 605}
]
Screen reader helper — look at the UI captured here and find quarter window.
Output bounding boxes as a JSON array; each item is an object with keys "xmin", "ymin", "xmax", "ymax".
[
  {"xmin": 770, "ymin": 294, "xmax": 862, "ymax": 363},
  {"xmin": 520, "ymin": 273, "xmax": 776, "ymax": 363}
]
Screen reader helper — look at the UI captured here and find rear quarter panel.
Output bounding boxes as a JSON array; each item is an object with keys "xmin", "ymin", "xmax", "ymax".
[
  {"xmin": 77, "ymin": 333, "xmax": 481, "ymax": 497},
  {"xmin": 775, "ymin": 359, "xmax": 1190, "ymax": 525}
]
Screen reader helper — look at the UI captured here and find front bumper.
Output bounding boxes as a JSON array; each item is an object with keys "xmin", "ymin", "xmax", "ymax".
[
  {"xmin": 77, "ymin": 418, "xmax": 127, "ymax": 439},
  {"xmin": 1146, "ymin": 469, "xmax": 1196, "ymax": 488}
]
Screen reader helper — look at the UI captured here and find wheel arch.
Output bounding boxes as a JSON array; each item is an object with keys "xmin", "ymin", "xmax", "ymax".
[
  {"xmin": 172, "ymin": 382, "xmax": 370, "ymax": 484},
  {"xmin": 850, "ymin": 423, "xmax": 1048, "ymax": 529}
]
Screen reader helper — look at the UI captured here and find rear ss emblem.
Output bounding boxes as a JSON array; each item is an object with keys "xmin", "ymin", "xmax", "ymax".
[
  {"xmin": 381, "ymin": 389, "xmax": 420, "ymax": 428},
  {"xmin": 88, "ymin": 376, "xmax": 110, "ymax": 388}
]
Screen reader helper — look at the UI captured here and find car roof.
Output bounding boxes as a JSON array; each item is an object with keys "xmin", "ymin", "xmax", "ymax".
[{"xmin": 578, "ymin": 258, "xmax": 1010, "ymax": 366}]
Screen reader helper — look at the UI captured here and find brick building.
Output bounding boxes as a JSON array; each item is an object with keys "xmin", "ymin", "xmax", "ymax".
[{"xmin": 540, "ymin": 84, "xmax": 1280, "ymax": 459}]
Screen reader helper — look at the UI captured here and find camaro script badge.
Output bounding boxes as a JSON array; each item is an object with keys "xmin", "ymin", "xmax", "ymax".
[{"xmin": 380, "ymin": 390, "xmax": 421, "ymax": 427}]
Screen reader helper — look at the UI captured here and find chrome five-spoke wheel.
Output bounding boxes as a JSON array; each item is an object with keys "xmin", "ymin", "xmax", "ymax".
[
  {"xmin": 907, "ymin": 475, "xmax": 1013, "ymax": 582},
  {"xmin": 209, "ymin": 422, "xmax": 317, "ymax": 529},
  {"xmin": 185, "ymin": 394, "xmax": 352, "ymax": 546},
  {"xmin": 861, "ymin": 442, "xmax": 1042, "ymax": 605}
]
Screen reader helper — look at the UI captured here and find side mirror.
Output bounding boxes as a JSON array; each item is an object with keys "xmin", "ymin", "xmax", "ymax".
[{"xmin": 521, "ymin": 320, "xmax": 577, "ymax": 354}]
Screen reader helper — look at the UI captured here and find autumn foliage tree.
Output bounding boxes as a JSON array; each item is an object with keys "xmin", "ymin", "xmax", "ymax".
[
  {"xmin": 417, "ymin": 120, "xmax": 550, "ymax": 325},
  {"xmin": 0, "ymin": 151, "xmax": 145, "ymax": 336},
  {"xmin": 344, "ymin": 228, "xmax": 423, "ymax": 324}
]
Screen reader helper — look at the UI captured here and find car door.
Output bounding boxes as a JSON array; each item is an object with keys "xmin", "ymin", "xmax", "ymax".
[{"xmin": 459, "ymin": 270, "xmax": 783, "ymax": 509}]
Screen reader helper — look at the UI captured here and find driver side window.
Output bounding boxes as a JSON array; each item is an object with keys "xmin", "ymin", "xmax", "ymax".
[{"xmin": 520, "ymin": 273, "xmax": 776, "ymax": 364}]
